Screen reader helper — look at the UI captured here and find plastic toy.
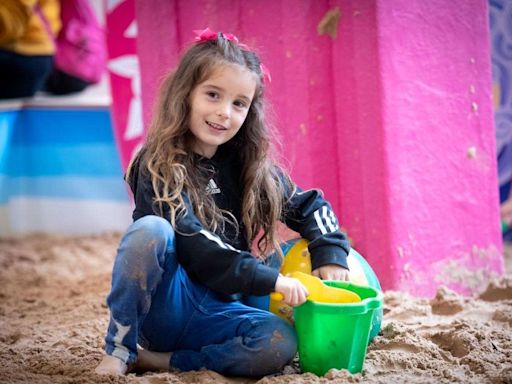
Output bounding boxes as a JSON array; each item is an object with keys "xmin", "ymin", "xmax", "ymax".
[
  {"xmin": 294, "ymin": 281, "xmax": 383, "ymax": 375},
  {"xmin": 269, "ymin": 238, "xmax": 383, "ymax": 342},
  {"xmin": 270, "ymin": 271, "xmax": 361, "ymax": 303}
]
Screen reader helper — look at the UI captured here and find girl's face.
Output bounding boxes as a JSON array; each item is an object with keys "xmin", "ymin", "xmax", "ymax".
[{"xmin": 188, "ymin": 63, "xmax": 257, "ymax": 158}]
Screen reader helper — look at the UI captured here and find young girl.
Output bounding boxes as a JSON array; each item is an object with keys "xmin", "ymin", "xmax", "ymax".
[{"xmin": 96, "ymin": 28, "xmax": 351, "ymax": 377}]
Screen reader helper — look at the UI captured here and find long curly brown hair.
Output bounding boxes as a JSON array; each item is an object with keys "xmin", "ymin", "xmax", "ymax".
[{"xmin": 127, "ymin": 32, "xmax": 293, "ymax": 258}]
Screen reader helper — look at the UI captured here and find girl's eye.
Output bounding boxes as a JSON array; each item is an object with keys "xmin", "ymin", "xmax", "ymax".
[
  {"xmin": 234, "ymin": 100, "xmax": 247, "ymax": 108},
  {"xmin": 206, "ymin": 91, "xmax": 218, "ymax": 99}
]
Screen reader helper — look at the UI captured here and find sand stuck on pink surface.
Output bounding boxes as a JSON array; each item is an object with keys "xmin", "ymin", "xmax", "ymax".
[{"xmin": 0, "ymin": 234, "xmax": 511, "ymax": 384}]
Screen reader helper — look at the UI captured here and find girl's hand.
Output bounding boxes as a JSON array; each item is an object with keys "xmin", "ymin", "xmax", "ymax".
[
  {"xmin": 312, "ymin": 264, "xmax": 350, "ymax": 281},
  {"xmin": 274, "ymin": 274, "xmax": 309, "ymax": 307}
]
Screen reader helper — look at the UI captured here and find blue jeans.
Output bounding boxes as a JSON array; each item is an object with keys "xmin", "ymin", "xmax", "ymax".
[{"xmin": 103, "ymin": 215, "xmax": 297, "ymax": 377}]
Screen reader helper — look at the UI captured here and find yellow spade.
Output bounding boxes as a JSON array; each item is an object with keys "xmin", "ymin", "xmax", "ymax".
[{"xmin": 271, "ymin": 271, "xmax": 361, "ymax": 304}]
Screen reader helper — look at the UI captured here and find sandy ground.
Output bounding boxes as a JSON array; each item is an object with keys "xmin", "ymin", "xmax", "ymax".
[{"xmin": 0, "ymin": 234, "xmax": 511, "ymax": 384}]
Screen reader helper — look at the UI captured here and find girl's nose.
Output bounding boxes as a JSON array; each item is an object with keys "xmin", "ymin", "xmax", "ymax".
[{"xmin": 216, "ymin": 103, "xmax": 231, "ymax": 119}]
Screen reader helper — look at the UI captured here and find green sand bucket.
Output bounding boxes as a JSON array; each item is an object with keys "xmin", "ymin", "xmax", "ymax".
[{"xmin": 294, "ymin": 282, "xmax": 384, "ymax": 376}]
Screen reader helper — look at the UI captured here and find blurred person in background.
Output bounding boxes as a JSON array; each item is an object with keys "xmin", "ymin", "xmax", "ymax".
[
  {"xmin": 0, "ymin": 0, "xmax": 61, "ymax": 99},
  {"xmin": 43, "ymin": 0, "xmax": 106, "ymax": 95}
]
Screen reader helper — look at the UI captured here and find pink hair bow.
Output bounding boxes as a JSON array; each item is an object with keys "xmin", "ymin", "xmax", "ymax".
[
  {"xmin": 193, "ymin": 27, "xmax": 271, "ymax": 84},
  {"xmin": 193, "ymin": 27, "xmax": 249, "ymax": 48},
  {"xmin": 193, "ymin": 27, "xmax": 217, "ymax": 42},
  {"xmin": 193, "ymin": 27, "xmax": 243, "ymax": 45}
]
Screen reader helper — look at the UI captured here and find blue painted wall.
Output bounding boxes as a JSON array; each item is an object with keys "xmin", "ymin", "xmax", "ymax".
[{"xmin": 0, "ymin": 106, "xmax": 132, "ymax": 235}]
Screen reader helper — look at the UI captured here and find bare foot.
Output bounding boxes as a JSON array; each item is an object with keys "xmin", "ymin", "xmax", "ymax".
[
  {"xmin": 134, "ymin": 347, "xmax": 172, "ymax": 372},
  {"xmin": 95, "ymin": 355, "xmax": 128, "ymax": 375}
]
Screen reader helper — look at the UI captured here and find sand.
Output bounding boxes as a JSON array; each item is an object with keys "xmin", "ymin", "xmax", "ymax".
[{"xmin": 0, "ymin": 234, "xmax": 511, "ymax": 384}]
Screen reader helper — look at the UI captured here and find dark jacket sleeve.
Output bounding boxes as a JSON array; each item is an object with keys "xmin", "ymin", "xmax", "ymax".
[
  {"xmin": 282, "ymin": 180, "xmax": 351, "ymax": 271},
  {"xmin": 173, "ymin": 195, "xmax": 279, "ymax": 296},
  {"xmin": 128, "ymin": 155, "xmax": 279, "ymax": 296}
]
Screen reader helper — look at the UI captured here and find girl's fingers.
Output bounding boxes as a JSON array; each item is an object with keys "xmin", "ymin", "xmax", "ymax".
[
  {"xmin": 289, "ymin": 292, "xmax": 297, "ymax": 307},
  {"xmin": 286, "ymin": 286, "xmax": 307, "ymax": 307}
]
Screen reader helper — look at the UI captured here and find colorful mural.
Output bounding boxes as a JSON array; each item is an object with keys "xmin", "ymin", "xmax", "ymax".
[
  {"xmin": 106, "ymin": 0, "xmax": 144, "ymax": 172},
  {"xmin": 490, "ymin": 0, "xmax": 512, "ymax": 200}
]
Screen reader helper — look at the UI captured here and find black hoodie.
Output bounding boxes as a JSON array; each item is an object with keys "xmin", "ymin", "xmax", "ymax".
[{"xmin": 128, "ymin": 145, "xmax": 350, "ymax": 299}]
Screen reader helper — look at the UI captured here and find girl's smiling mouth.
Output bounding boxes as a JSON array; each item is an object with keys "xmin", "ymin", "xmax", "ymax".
[{"xmin": 206, "ymin": 121, "xmax": 228, "ymax": 130}]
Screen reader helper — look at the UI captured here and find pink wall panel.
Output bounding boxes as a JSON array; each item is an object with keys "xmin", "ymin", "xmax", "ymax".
[
  {"xmin": 135, "ymin": 1, "xmax": 344, "ymax": 209},
  {"xmin": 133, "ymin": 0, "xmax": 503, "ymax": 296},
  {"xmin": 332, "ymin": 1, "xmax": 394, "ymax": 288},
  {"xmin": 375, "ymin": 0, "xmax": 503, "ymax": 295}
]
